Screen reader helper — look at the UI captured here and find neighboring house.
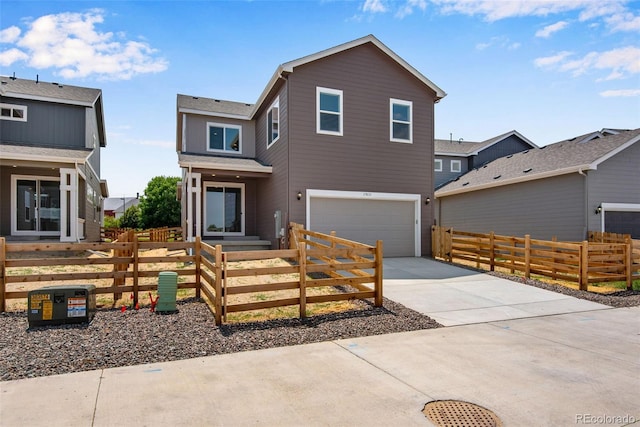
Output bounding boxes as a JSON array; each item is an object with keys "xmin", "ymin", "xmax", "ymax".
[
  {"xmin": 0, "ymin": 76, "xmax": 108, "ymax": 242},
  {"xmin": 435, "ymin": 128, "xmax": 640, "ymax": 240},
  {"xmin": 434, "ymin": 130, "xmax": 537, "ymax": 188},
  {"xmin": 177, "ymin": 35, "xmax": 446, "ymax": 256},
  {"xmin": 104, "ymin": 197, "xmax": 139, "ymax": 219}
]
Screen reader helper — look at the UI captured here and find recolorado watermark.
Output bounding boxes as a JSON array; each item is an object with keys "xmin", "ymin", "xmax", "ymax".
[{"xmin": 576, "ymin": 414, "xmax": 637, "ymax": 425}]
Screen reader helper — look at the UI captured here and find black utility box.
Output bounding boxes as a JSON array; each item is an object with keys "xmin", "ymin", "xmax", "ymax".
[{"xmin": 28, "ymin": 285, "xmax": 96, "ymax": 327}]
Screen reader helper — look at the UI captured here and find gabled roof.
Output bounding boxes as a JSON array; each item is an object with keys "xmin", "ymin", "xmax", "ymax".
[
  {"xmin": 436, "ymin": 128, "xmax": 640, "ymax": 197},
  {"xmin": 1, "ymin": 76, "xmax": 101, "ymax": 107},
  {"xmin": 435, "ymin": 130, "xmax": 537, "ymax": 157},
  {"xmin": 251, "ymin": 34, "xmax": 446, "ymax": 118},
  {"xmin": 178, "ymin": 153, "xmax": 272, "ymax": 175},
  {"xmin": 177, "ymin": 94, "xmax": 253, "ymax": 120}
]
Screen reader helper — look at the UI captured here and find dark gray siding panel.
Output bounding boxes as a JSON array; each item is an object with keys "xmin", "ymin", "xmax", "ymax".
[
  {"xmin": 587, "ymin": 141, "xmax": 640, "ymax": 233},
  {"xmin": 286, "ymin": 43, "xmax": 436, "ymax": 255},
  {"xmin": 255, "ymin": 82, "xmax": 289, "ymax": 248},
  {"xmin": 0, "ymin": 98, "xmax": 85, "ymax": 148},
  {"xmin": 472, "ymin": 136, "xmax": 532, "ymax": 168},
  {"xmin": 85, "ymin": 108, "xmax": 101, "ymax": 175},
  {"xmin": 438, "ymin": 173, "xmax": 586, "ymax": 241},
  {"xmin": 435, "ymin": 155, "xmax": 467, "ymax": 188},
  {"xmin": 183, "ymin": 114, "xmax": 255, "ymax": 157}
]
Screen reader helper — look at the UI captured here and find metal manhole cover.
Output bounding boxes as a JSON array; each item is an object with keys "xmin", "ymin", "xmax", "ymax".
[{"xmin": 423, "ymin": 400, "xmax": 502, "ymax": 427}]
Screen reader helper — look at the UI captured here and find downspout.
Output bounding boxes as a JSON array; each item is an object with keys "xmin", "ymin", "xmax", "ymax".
[{"xmin": 578, "ymin": 168, "xmax": 589, "ymax": 239}]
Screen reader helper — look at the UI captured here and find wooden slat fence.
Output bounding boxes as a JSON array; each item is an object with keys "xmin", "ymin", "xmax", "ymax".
[
  {"xmin": 1, "ymin": 223, "xmax": 383, "ymax": 325},
  {"xmin": 101, "ymin": 227, "xmax": 183, "ymax": 242},
  {"xmin": 432, "ymin": 226, "xmax": 639, "ymax": 290}
]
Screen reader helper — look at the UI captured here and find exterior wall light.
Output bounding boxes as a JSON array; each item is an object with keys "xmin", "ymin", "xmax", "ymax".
[
  {"xmin": 595, "ymin": 206, "xmax": 602, "ymax": 214},
  {"xmin": 297, "ymin": 191, "xmax": 302, "ymax": 200},
  {"xmin": 425, "ymin": 197, "xmax": 431, "ymax": 205}
]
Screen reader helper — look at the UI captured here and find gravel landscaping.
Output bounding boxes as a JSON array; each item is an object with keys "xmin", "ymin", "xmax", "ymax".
[{"xmin": 2, "ymin": 266, "xmax": 638, "ymax": 382}]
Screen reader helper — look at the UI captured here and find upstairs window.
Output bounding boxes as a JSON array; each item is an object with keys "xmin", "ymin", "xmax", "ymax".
[
  {"xmin": 1, "ymin": 103, "xmax": 27, "ymax": 122},
  {"xmin": 208, "ymin": 123, "xmax": 241, "ymax": 153},
  {"xmin": 267, "ymin": 97, "xmax": 280, "ymax": 148},
  {"xmin": 317, "ymin": 87, "xmax": 343, "ymax": 136},
  {"xmin": 434, "ymin": 159, "xmax": 442, "ymax": 172},
  {"xmin": 390, "ymin": 99, "xmax": 412, "ymax": 143},
  {"xmin": 451, "ymin": 159, "xmax": 461, "ymax": 173}
]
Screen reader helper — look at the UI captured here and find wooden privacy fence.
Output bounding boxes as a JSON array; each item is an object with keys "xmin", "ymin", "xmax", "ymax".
[
  {"xmin": 432, "ymin": 226, "xmax": 639, "ymax": 290},
  {"xmin": 101, "ymin": 227, "xmax": 183, "ymax": 242},
  {"xmin": 0, "ymin": 224, "xmax": 383, "ymax": 325}
]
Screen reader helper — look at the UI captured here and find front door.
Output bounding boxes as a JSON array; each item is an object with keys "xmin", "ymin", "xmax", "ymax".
[
  {"xmin": 203, "ymin": 182, "xmax": 244, "ymax": 236},
  {"xmin": 13, "ymin": 177, "xmax": 61, "ymax": 235}
]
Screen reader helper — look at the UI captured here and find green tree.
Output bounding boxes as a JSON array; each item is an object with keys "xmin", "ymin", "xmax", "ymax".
[
  {"xmin": 103, "ymin": 215, "xmax": 119, "ymax": 229},
  {"xmin": 139, "ymin": 176, "xmax": 181, "ymax": 229},
  {"xmin": 119, "ymin": 204, "xmax": 142, "ymax": 229}
]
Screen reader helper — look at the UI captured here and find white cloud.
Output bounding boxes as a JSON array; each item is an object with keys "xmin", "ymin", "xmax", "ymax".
[
  {"xmin": 599, "ymin": 89, "xmax": 640, "ymax": 97},
  {"xmin": 138, "ymin": 139, "xmax": 174, "ymax": 149},
  {"xmin": 396, "ymin": 0, "xmax": 428, "ymax": 18},
  {"xmin": 0, "ymin": 26, "xmax": 21, "ymax": 43},
  {"xmin": 431, "ymin": 0, "xmax": 594, "ymax": 22},
  {"xmin": 0, "ymin": 48, "xmax": 29, "ymax": 66},
  {"xmin": 535, "ymin": 46, "xmax": 640, "ymax": 80},
  {"xmin": 535, "ymin": 20, "xmax": 569, "ymax": 38},
  {"xmin": 605, "ymin": 11, "xmax": 640, "ymax": 32},
  {"xmin": 2, "ymin": 10, "xmax": 168, "ymax": 80},
  {"xmin": 362, "ymin": 0, "xmax": 388, "ymax": 13},
  {"xmin": 476, "ymin": 36, "xmax": 521, "ymax": 51}
]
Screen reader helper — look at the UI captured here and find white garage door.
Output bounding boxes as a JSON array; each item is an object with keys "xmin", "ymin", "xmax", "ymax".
[{"xmin": 308, "ymin": 190, "xmax": 420, "ymax": 257}]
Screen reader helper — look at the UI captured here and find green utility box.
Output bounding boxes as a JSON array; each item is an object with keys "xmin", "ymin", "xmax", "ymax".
[
  {"xmin": 156, "ymin": 271, "xmax": 178, "ymax": 313},
  {"xmin": 28, "ymin": 285, "xmax": 96, "ymax": 327}
]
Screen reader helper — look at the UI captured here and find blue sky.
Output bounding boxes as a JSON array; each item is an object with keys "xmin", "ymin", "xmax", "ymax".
[{"xmin": 2, "ymin": 0, "xmax": 639, "ymax": 198}]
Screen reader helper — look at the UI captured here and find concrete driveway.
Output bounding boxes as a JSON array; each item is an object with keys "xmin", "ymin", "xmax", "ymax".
[{"xmin": 1, "ymin": 258, "xmax": 638, "ymax": 426}]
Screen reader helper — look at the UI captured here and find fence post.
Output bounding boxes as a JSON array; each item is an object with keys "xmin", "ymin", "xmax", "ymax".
[
  {"xmin": 447, "ymin": 227, "xmax": 453, "ymax": 263},
  {"xmin": 299, "ymin": 244, "xmax": 307, "ymax": 318},
  {"xmin": 214, "ymin": 245, "xmax": 223, "ymax": 326},
  {"xmin": 0, "ymin": 237, "xmax": 5, "ymax": 313},
  {"xmin": 375, "ymin": 240, "xmax": 384, "ymax": 307},
  {"xmin": 132, "ymin": 233, "xmax": 139, "ymax": 306},
  {"xmin": 580, "ymin": 241, "xmax": 589, "ymax": 291},
  {"xmin": 551, "ymin": 236, "xmax": 558, "ymax": 280},
  {"xmin": 524, "ymin": 234, "xmax": 531, "ymax": 279},
  {"xmin": 489, "ymin": 231, "xmax": 495, "ymax": 272},
  {"xmin": 625, "ymin": 237, "xmax": 632, "ymax": 290},
  {"xmin": 195, "ymin": 236, "xmax": 201, "ymax": 299}
]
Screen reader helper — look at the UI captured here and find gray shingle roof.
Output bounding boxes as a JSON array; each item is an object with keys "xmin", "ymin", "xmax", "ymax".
[
  {"xmin": 436, "ymin": 128, "xmax": 640, "ymax": 197},
  {"xmin": 435, "ymin": 130, "xmax": 536, "ymax": 156},
  {"xmin": 177, "ymin": 94, "xmax": 254, "ymax": 117},
  {"xmin": 0, "ymin": 143, "xmax": 92, "ymax": 163},
  {"xmin": 178, "ymin": 153, "xmax": 272, "ymax": 174},
  {"xmin": 0, "ymin": 76, "xmax": 101, "ymax": 106}
]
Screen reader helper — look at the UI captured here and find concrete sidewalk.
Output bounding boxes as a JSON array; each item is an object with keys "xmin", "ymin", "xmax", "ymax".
[{"xmin": 1, "ymin": 258, "xmax": 638, "ymax": 426}]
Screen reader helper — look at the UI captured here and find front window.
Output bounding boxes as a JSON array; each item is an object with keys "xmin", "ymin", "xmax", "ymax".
[
  {"xmin": 435, "ymin": 159, "xmax": 442, "ymax": 172},
  {"xmin": 207, "ymin": 123, "xmax": 241, "ymax": 153},
  {"xmin": 317, "ymin": 87, "xmax": 343, "ymax": 136},
  {"xmin": 451, "ymin": 160, "xmax": 461, "ymax": 173},
  {"xmin": 1, "ymin": 103, "xmax": 27, "ymax": 122},
  {"xmin": 390, "ymin": 99, "xmax": 412, "ymax": 143},
  {"xmin": 267, "ymin": 97, "xmax": 279, "ymax": 147}
]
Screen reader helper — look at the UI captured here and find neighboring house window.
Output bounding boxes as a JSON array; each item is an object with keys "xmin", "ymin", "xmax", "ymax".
[
  {"xmin": 267, "ymin": 97, "xmax": 280, "ymax": 148},
  {"xmin": 451, "ymin": 160, "xmax": 461, "ymax": 173},
  {"xmin": 390, "ymin": 99, "xmax": 412, "ymax": 143},
  {"xmin": 207, "ymin": 123, "xmax": 241, "ymax": 153},
  {"xmin": 1, "ymin": 103, "xmax": 27, "ymax": 122},
  {"xmin": 317, "ymin": 87, "xmax": 343, "ymax": 136},
  {"xmin": 434, "ymin": 159, "xmax": 442, "ymax": 172}
]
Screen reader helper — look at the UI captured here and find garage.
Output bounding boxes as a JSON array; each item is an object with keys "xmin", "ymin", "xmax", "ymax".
[
  {"xmin": 307, "ymin": 190, "xmax": 421, "ymax": 257},
  {"xmin": 604, "ymin": 208, "xmax": 640, "ymax": 239}
]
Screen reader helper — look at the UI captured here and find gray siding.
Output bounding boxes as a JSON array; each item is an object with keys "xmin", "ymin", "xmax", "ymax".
[
  {"xmin": 472, "ymin": 135, "xmax": 532, "ymax": 168},
  {"xmin": 254, "ymin": 82, "xmax": 289, "ymax": 248},
  {"xmin": 435, "ymin": 155, "xmax": 468, "ymax": 188},
  {"xmin": 85, "ymin": 108, "xmax": 101, "ymax": 175},
  {"xmin": 182, "ymin": 113, "xmax": 255, "ymax": 158},
  {"xmin": 285, "ymin": 43, "xmax": 436, "ymax": 255},
  {"xmin": 438, "ymin": 173, "xmax": 586, "ymax": 241},
  {"xmin": 0, "ymin": 98, "xmax": 86, "ymax": 148},
  {"xmin": 587, "ymin": 141, "xmax": 640, "ymax": 233}
]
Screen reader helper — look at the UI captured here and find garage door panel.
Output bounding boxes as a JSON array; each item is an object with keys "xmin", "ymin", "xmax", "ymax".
[
  {"xmin": 605, "ymin": 211, "xmax": 640, "ymax": 238},
  {"xmin": 309, "ymin": 197, "xmax": 417, "ymax": 257}
]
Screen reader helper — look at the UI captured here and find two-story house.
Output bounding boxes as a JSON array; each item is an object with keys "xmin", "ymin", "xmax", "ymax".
[
  {"xmin": 0, "ymin": 76, "xmax": 108, "ymax": 242},
  {"xmin": 434, "ymin": 130, "xmax": 537, "ymax": 188},
  {"xmin": 177, "ymin": 35, "xmax": 446, "ymax": 256}
]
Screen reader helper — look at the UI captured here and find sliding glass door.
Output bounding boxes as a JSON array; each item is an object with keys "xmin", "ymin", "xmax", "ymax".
[
  {"xmin": 14, "ymin": 177, "xmax": 61, "ymax": 235},
  {"xmin": 204, "ymin": 183, "xmax": 244, "ymax": 236}
]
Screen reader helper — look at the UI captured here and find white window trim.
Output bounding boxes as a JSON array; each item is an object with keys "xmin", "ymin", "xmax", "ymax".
[
  {"xmin": 316, "ymin": 87, "xmax": 343, "ymax": 136},
  {"xmin": 451, "ymin": 159, "xmax": 462, "ymax": 173},
  {"xmin": 434, "ymin": 159, "xmax": 443, "ymax": 172},
  {"xmin": 10, "ymin": 174, "xmax": 61, "ymax": 236},
  {"xmin": 203, "ymin": 182, "xmax": 245, "ymax": 237},
  {"xmin": 390, "ymin": 98, "xmax": 412, "ymax": 143},
  {"xmin": 1, "ymin": 103, "xmax": 27, "ymax": 122},
  {"xmin": 206, "ymin": 122, "xmax": 242, "ymax": 154},
  {"xmin": 267, "ymin": 97, "xmax": 280, "ymax": 149}
]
